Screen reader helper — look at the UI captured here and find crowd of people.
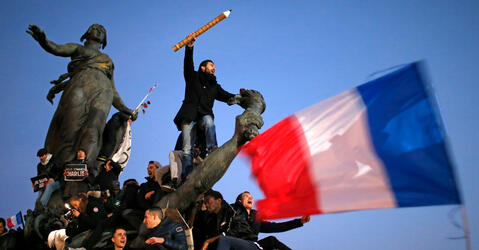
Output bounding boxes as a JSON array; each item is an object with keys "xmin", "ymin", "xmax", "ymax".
[
  {"xmin": 2, "ymin": 177, "xmax": 310, "ymax": 250},
  {"xmin": 0, "ymin": 31, "xmax": 310, "ymax": 249}
]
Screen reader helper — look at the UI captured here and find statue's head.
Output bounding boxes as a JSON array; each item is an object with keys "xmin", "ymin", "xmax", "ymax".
[{"xmin": 80, "ymin": 24, "xmax": 107, "ymax": 49}]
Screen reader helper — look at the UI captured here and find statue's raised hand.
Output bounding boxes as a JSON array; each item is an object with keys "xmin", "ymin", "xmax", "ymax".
[
  {"xmin": 234, "ymin": 109, "xmax": 264, "ymax": 145},
  {"xmin": 26, "ymin": 24, "xmax": 46, "ymax": 42},
  {"xmin": 129, "ymin": 109, "xmax": 139, "ymax": 121},
  {"xmin": 231, "ymin": 89, "xmax": 266, "ymax": 115}
]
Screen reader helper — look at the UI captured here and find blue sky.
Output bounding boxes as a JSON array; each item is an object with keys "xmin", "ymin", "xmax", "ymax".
[{"xmin": 1, "ymin": 1, "xmax": 478, "ymax": 249}]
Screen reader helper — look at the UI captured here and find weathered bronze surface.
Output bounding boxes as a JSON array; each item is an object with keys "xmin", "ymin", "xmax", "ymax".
[{"xmin": 27, "ymin": 24, "xmax": 136, "ymax": 176}]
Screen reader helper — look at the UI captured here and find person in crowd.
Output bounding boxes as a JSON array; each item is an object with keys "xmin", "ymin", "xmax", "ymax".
[
  {"xmin": 217, "ymin": 191, "xmax": 310, "ymax": 250},
  {"xmin": 155, "ymin": 148, "xmax": 203, "ymax": 189},
  {"xmin": 137, "ymin": 161, "xmax": 164, "ymax": 211},
  {"xmin": 143, "ymin": 208, "xmax": 187, "ymax": 250},
  {"xmin": 98, "ymin": 111, "xmax": 132, "ymax": 162},
  {"xmin": 47, "ymin": 227, "xmax": 69, "ymax": 250},
  {"xmin": 104, "ymin": 180, "xmax": 123, "ymax": 217},
  {"xmin": 119, "ymin": 179, "xmax": 139, "ymax": 212},
  {"xmin": 173, "ymin": 33, "xmax": 237, "ymax": 175},
  {"xmin": 96, "ymin": 159, "xmax": 123, "ymax": 195},
  {"xmin": 120, "ymin": 179, "xmax": 144, "ymax": 231},
  {"xmin": 0, "ymin": 218, "xmax": 6, "ymax": 237},
  {"xmin": 110, "ymin": 227, "xmax": 128, "ymax": 250},
  {"xmin": 78, "ymin": 181, "xmax": 125, "ymax": 249},
  {"xmin": 65, "ymin": 192, "xmax": 107, "ymax": 248},
  {"xmin": 63, "ymin": 149, "xmax": 91, "ymax": 200},
  {"xmin": 124, "ymin": 162, "xmax": 167, "ymax": 249},
  {"xmin": 0, "ymin": 218, "xmax": 22, "ymax": 250},
  {"xmin": 155, "ymin": 151, "xmax": 182, "ymax": 189},
  {"xmin": 35, "ymin": 148, "xmax": 62, "ymax": 208},
  {"xmin": 193, "ymin": 190, "xmax": 235, "ymax": 250}
]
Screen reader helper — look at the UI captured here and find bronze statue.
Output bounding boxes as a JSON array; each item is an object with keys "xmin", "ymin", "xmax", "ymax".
[{"xmin": 27, "ymin": 24, "xmax": 137, "ymax": 175}]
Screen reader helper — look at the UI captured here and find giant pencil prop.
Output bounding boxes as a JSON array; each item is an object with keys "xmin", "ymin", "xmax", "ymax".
[{"xmin": 172, "ymin": 10, "xmax": 231, "ymax": 52}]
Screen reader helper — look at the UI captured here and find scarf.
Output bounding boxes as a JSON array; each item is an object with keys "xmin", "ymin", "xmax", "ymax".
[
  {"xmin": 198, "ymin": 71, "xmax": 217, "ymax": 87},
  {"xmin": 41, "ymin": 153, "xmax": 52, "ymax": 166}
]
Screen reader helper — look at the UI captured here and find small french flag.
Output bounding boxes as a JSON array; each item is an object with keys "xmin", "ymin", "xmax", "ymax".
[{"xmin": 6, "ymin": 211, "xmax": 23, "ymax": 229}]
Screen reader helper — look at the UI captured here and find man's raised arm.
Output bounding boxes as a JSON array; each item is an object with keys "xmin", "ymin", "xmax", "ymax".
[{"xmin": 184, "ymin": 33, "xmax": 196, "ymax": 81}]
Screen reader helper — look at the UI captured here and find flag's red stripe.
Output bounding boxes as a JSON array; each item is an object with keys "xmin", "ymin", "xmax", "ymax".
[
  {"xmin": 6, "ymin": 217, "xmax": 14, "ymax": 229},
  {"xmin": 242, "ymin": 116, "xmax": 322, "ymax": 220}
]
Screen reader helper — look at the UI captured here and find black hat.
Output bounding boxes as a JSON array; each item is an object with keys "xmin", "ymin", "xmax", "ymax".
[{"xmin": 37, "ymin": 148, "xmax": 48, "ymax": 157}]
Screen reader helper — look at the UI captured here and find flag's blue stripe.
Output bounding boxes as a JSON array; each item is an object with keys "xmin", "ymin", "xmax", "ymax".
[
  {"xmin": 16, "ymin": 213, "xmax": 22, "ymax": 226},
  {"xmin": 357, "ymin": 62, "xmax": 461, "ymax": 207}
]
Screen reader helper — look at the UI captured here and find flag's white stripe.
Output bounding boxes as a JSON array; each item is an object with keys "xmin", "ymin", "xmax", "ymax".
[
  {"xmin": 9, "ymin": 215, "xmax": 18, "ymax": 227},
  {"xmin": 295, "ymin": 88, "xmax": 397, "ymax": 213}
]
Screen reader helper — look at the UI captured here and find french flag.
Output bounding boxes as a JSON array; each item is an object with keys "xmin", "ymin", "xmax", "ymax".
[
  {"xmin": 6, "ymin": 211, "xmax": 23, "ymax": 229},
  {"xmin": 242, "ymin": 62, "xmax": 461, "ymax": 220}
]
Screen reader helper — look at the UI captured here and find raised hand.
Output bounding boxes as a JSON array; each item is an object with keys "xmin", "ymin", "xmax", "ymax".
[
  {"xmin": 186, "ymin": 33, "xmax": 196, "ymax": 47},
  {"xmin": 235, "ymin": 89, "xmax": 266, "ymax": 114},
  {"xmin": 26, "ymin": 24, "xmax": 46, "ymax": 42}
]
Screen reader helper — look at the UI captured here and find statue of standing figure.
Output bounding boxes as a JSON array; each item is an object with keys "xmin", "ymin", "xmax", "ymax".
[{"xmin": 27, "ymin": 24, "xmax": 137, "ymax": 176}]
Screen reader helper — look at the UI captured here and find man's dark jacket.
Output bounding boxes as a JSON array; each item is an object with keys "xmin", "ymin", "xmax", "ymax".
[
  {"xmin": 137, "ymin": 177, "xmax": 163, "ymax": 210},
  {"xmin": 227, "ymin": 201, "xmax": 303, "ymax": 242},
  {"xmin": 95, "ymin": 161, "xmax": 122, "ymax": 193},
  {"xmin": 145, "ymin": 217, "xmax": 187, "ymax": 250},
  {"xmin": 36, "ymin": 156, "xmax": 62, "ymax": 181},
  {"xmin": 65, "ymin": 196, "xmax": 107, "ymax": 237},
  {"xmin": 99, "ymin": 111, "xmax": 130, "ymax": 159},
  {"xmin": 173, "ymin": 46, "xmax": 234, "ymax": 130},
  {"xmin": 193, "ymin": 200, "xmax": 235, "ymax": 249}
]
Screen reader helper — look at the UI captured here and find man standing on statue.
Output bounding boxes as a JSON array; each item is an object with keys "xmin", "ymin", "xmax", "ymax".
[{"xmin": 173, "ymin": 33, "xmax": 238, "ymax": 178}]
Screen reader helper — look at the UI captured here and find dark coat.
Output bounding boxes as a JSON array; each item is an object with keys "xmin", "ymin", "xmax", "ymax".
[
  {"xmin": 99, "ymin": 111, "xmax": 130, "ymax": 159},
  {"xmin": 227, "ymin": 201, "xmax": 303, "ymax": 242},
  {"xmin": 173, "ymin": 46, "xmax": 234, "ymax": 130},
  {"xmin": 66, "ymin": 196, "xmax": 107, "ymax": 236},
  {"xmin": 36, "ymin": 156, "xmax": 62, "ymax": 181},
  {"xmin": 145, "ymin": 217, "xmax": 188, "ymax": 250},
  {"xmin": 95, "ymin": 161, "xmax": 122, "ymax": 193},
  {"xmin": 137, "ymin": 177, "xmax": 163, "ymax": 210},
  {"xmin": 193, "ymin": 200, "xmax": 235, "ymax": 249},
  {"xmin": 120, "ymin": 183, "xmax": 139, "ymax": 210}
]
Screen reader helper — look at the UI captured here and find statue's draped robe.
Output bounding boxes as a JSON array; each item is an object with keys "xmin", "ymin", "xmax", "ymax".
[{"xmin": 45, "ymin": 48, "xmax": 115, "ymax": 175}]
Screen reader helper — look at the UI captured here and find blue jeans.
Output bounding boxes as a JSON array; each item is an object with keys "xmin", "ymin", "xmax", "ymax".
[
  {"xmin": 181, "ymin": 115, "xmax": 218, "ymax": 179},
  {"xmin": 198, "ymin": 115, "xmax": 217, "ymax": 151},
  {"xmin": 38, "ymin": 180, "xmax": 60, "ymax": 206},
  {"xmin": 181, "ymin": 121, "xmax": 196, "ymax": 179},
  {"xmin": 217, "ymin": 236, "xmax": 260, "ymax": 250}
]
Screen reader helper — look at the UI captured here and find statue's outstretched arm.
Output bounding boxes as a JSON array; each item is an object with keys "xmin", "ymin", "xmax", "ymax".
[
  {"xmin": 157, "ymin": 89, "xmax": 265, "ymax": 212},
  {"xmin": 27, "ymin": 24, "xmax": 78, "ymax": 57},
  {"xmin": 112, "ymin": 81, "xmax": 137, "ymax": 121}
]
